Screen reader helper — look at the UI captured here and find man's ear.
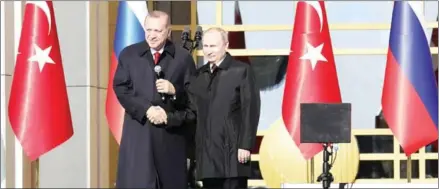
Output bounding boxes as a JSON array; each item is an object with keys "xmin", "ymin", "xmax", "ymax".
[
  {"xmin": 225, "ymin": 42, "xmax": 229, "ymax": 50},
  {"xmin": 167, "ymin": 27, "xmax": 172, "ymax": 38},
  {"xmin": 143, "ymin": 16, "xmax": 148, "ymax": 31}
]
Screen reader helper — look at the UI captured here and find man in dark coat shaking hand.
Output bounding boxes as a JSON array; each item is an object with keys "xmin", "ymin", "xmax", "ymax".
[
  {"xmin": 113, "ymin": 11, "xmax": 196, "ymax": 189},
  {"xmin": 185, "ymin": 27, "xmax": 261, "ymax": 189}
]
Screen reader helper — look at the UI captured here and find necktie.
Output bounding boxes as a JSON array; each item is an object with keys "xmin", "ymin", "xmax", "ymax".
[
  {"xmin": 211, "ymin": 63, "xmax": 217, "ymax": 73},
  {"xmin": 154, "ymin": 52, "xmax": 161, "ymax": 64}
]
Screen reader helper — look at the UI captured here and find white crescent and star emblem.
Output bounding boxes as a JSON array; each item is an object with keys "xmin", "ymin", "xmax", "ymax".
[
  {"xmin": 300, "ymin": 42, "xmax": 327, "ymax": 70},
  {"xmin": 26, "ymin": 1, "xmax": 52, "ymax": 35},
  {"xmin": 299, "ymin": 1, "xmax": 327, "ymax": 70},
  {"xmin": 28, "ymin": 44, "xmax": 55, "ymax": 72},
  {"xmin": 20, "ymin": 1, "xmax": 55, "ymax": 73},
  {"xmin": 304, "ymin": 1, "xmax": 324, "ymax": 32}
]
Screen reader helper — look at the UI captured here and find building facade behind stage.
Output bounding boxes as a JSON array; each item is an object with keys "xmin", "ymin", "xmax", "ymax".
[{"xmin": 1, "ymin": 1, "xmax": 438, "ymax": 188}]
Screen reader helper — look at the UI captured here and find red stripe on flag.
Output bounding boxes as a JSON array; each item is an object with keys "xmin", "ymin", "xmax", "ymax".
[
  {"xmin": 382, "ymin": 52, "xmax": 438, "ymax": 155},
  {"xmin": 106, "ymin": 53, "xmax": 125, "ymax": 144}
]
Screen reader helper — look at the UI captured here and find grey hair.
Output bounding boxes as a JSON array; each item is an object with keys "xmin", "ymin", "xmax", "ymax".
[{"xmin": 144, "ymin": 10, "xmax": 171, "ymax": 28}]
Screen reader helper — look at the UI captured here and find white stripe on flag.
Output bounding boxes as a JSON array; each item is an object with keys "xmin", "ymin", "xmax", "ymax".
[{"xmin": 126, "ymin": 1, "xmax": 149, "ymax": 26}]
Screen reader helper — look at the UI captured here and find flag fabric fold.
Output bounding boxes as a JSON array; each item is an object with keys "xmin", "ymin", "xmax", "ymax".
[
  {"xmin": 106, "ymin": 1, "xmax": 148, "ymax": 144},
  {"xmin": 8, "ymin": 1, "xmax": 73, "ymax": 161},
  {"xmin": 381, "ymin": 1, "xmax": 438, "ymax": 156},
  {"xmin": 282, "ymin": 1, "xmax": 342, "ymax": 160}
]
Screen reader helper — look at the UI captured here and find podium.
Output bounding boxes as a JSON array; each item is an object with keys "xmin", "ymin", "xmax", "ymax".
[{"xmin": 300, "ymin": 103, "xmax": 352, "ymax": 189}]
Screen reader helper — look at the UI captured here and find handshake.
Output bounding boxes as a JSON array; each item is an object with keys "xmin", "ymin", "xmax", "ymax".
[
  {"xmin": 146, "ymin": 79, "xmax": 176, "ymax": 125},
  {"xmin": 146, "ymin": 106, "xmax": 168, "ymax": 125}
]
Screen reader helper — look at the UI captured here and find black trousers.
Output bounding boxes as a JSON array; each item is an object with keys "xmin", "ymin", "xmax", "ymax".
[{"xmin": 202, "ymin": 177, "xmax": 248, "ymax": 189}]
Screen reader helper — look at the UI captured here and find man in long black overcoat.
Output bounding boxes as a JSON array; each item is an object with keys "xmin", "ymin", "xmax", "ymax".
[
  {"xmin": 185, "ymin": 27, "xmax": 261, "ymax": 189},
  {"xmin": 113, "ymin": 11, "xmax": 196, "ymax": 189}
]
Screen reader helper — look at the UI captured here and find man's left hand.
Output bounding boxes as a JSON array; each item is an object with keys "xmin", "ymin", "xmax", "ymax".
[
  {"xmin": 156, "ymin": 79, "xmax": 175, "ymax": 95},
  {"xmin": 238, "ymin": 149, "xmax": 251, "ymax": 164}
]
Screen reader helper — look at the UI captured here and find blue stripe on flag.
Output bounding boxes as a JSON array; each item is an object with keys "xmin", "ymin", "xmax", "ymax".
[{"xmin": 389, "ymin": 1, "xmax": 438, "ymax": 126}]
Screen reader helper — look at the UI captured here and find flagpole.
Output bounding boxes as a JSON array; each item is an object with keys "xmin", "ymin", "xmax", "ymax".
[
  {"xmin": 407, "ymin": 156, "xmax": 412, "ymax": 183},
  {"xmin": 31, "ymin": 158, "xmax": 39, "ymax": 188},
  {"xmin": 310, "ymin": 157, "xmax": 314, "ymax": 183}
]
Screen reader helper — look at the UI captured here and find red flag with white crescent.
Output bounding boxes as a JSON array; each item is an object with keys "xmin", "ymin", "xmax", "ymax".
[
  {"xmin": 282, "ymin": 1, "xmax": 342, "ymax": 159},
  {"xmin": 8, "ymin": 1, "xmax": 73, "ymax": 161}
]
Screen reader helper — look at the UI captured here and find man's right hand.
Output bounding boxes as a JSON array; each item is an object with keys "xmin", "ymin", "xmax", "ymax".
[{"xmin": 146, "ymin": 106, "xmax": 167, "ymax": 125}]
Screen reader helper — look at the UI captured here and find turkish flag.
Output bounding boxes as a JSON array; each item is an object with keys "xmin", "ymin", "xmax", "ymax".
[
  {"xmin": 282, "ymin": 1, "xmax": 342, "ymax": 159},
  {"xmin": 8, "ymin": 1, "xmax": 73, "ymax": 161}
]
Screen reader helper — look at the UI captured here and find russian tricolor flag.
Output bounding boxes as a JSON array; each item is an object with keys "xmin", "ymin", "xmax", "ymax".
[
  {"xmin": 106, "ymin": 1, "xmax": 148, "ymax": 144},
  {"xmin": 382, "ymin": 1, "xmax": 438, "ymax": 156}
]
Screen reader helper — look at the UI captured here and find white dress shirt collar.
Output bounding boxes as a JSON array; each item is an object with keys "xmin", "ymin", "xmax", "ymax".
[
  {"xmin": 151, "ymin": 48, "xmax": 164, "ymax": 59},
  {"xmin": 209, "ymin": 55, "xmax": 226, "ymax": 72}
]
